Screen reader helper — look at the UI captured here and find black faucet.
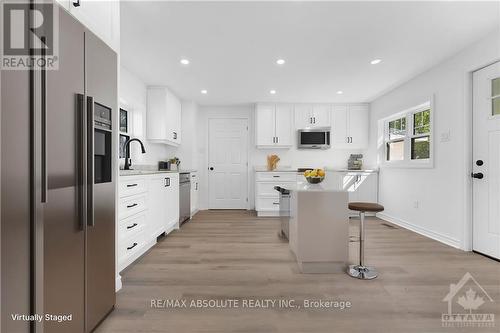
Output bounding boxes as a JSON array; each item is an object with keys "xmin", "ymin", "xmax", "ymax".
[{"xmin": 123, "ymin": 138, "xmax": 146, "ymax": 170}]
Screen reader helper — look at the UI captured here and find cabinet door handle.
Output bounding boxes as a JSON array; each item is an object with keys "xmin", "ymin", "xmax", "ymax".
[
  {"xmin": 126, "ymin": 223, "xmax": 138, "ymax": 230},
  {"xmin": 73, "ymin": 0, "xmax": 80, "ymax": 7},
  {"xmin": 127, "ymin": 183, "xmax": 138, "ymax": 188},
  {"xmin": 127, "ymin": 242, "xmax": 138, "ymax": 250},
  {"xmin": 276, "ymin": 137, "xmax": 279, "ymax": 144},
  {"xmin": 166, "ymin": 178, "xmax": 170, "ymax": 187},
  {"xmin": 173, "ymin": 132, "xmax": 177, "ymax": 140},
  {"xmin": 313, "ymin": 117, "xmax": 316, "ymax": 124},
  {"xmin": 195, "ymin": 182, "xmax": 198, "ymax": 190},
  {"xmin": 127, "ymin": 203, "xmax": 138, "ymax": 208},
  {"xmin": 273, "ymin": 202, "xmax": 280, "ymax": 205},
  {"xmin": 273, "ymin": 175, "xmax": 280, "ymax": 178}
]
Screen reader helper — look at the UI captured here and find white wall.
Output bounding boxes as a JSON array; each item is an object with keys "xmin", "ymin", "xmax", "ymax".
[
  {"xmin": 364, "ymin": 30, "xmax": 500, "ymax": 250},
  {"xmin": 197, "ymin": 105, "xmax": 365, "ymax": 210},
  {"xmin": 119, "ymin": 66, "xmax": 199, "ymax": 170}
]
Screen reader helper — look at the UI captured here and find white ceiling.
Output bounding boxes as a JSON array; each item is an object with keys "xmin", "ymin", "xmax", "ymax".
[{"xmin": 120, "ymin": 1, "xmax": 499, "ymax": 106}]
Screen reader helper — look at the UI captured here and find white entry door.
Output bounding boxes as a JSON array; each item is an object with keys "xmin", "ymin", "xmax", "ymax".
[
  {"xmin": 472, "ymin": 61, "xmax": 500, "ymax": 259},
  {"xmin": 208, "ymin": 119, "xmax": 248, "ymax": 209}
]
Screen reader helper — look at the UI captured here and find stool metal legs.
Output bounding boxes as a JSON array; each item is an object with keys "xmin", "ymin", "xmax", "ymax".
[{"xmin": 348, "ymin": 211, "xmax": 378, "ymax": 280}]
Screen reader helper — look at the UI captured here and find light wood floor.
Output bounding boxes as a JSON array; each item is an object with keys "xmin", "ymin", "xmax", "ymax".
[{"xmin": 97, "ymin": 210, "xmax": 500, "ymax": 333}]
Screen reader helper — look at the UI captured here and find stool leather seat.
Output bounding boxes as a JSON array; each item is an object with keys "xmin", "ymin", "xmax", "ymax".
[{"xmin": 349, "ymin": 202, "xmax": 384, "ymax": 213}]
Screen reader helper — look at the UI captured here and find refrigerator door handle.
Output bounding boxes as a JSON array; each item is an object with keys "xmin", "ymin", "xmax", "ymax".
[
  {"xmin": 87, "ymin": 96, "xmax": 95, "ymax": 227},
  {"xmin": 77, "ymin": 94, "xmax": 86, "ymax": 230},
  {"xmin": 41, "ymin": 37, "xmax": 48, "ymax": 203}
]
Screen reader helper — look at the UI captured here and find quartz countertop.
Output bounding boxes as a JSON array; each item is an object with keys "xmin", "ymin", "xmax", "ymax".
[
  {"xmin": 280, "ymin": 180, "xmax": 344, "ymax": 192},
  {"xmin": 119, "ymin": 170, "xmax": 179, "ymax": 176},
  {"xmin": 325, "ymin": 168, "xmax": 379, "ymax": 173},
  {"xmin": 179, "ymin": 169, "xmax": 198, "ymax": 173},
  {"xmin": 254, "ymin": 166, "xmax": 298, "ymax": 172}
]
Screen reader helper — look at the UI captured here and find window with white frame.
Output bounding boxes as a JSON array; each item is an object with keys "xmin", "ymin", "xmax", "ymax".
[{"xmin": 383, "ymin": 101, "xmax": 432, "ymax": 166}]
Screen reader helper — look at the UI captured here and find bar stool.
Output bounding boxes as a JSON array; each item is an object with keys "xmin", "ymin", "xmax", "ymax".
[{"xmin": 347, "ymin": 202, "xmax": 384, "ymax": 280}]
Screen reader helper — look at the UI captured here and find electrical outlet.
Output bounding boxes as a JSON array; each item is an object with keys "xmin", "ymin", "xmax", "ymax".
[
  {"xmin": 413, "ymin": 201, "xmax": 419, "ymax": 209},
  {"xmin": 441, "ymin": 131, "xmax": 451, "ymax": 142}
]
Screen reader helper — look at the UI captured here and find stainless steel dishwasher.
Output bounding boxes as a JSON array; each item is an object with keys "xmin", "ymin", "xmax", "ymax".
[
  {"xmin": 274, "ymin": 186, "xmax": 291, "ymax": 240},
  {"xmin": 179, "ymin": 172, "xmax": 191, "ymax": 225}
]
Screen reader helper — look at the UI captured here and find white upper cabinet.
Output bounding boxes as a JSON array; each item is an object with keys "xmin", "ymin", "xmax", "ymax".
[
  {"xmin": 348, "ymin": 104, "xmax": 369, "ymax": 148},
  {"xmin": 312, "ymin": 104, "xmax": 332, "ymax": 127},
  {"xmin": 294, "ymin": 104, "xmax": 313, "ymax": 129},
  {"xmin": 275, "ymin": 104, "xmax": 293, "ymax": 146},
  {"xmin": 147, "ymin": 87, "xmax": 182, "ymax": 146},
  {"xmin": 66, "ymin": 0, "xmax": 120, "ymax": 51},
  {"xmin": 255, "ymin": 103, "xmax": 292, "ymax": 148},
  {"xmin": 294, "ymin": 104, "xmax": 331, "ymax": 128},
  {"xmin": 332, "ymin": 105, "xmax": 349, "ymax": 146},
  {"xmin": 255, "ymin": 104, "xmax": 275, "ymax": 146},
  {"xmin": 331, "ymin": 104, "xmax": 369, "ymax": 149}
]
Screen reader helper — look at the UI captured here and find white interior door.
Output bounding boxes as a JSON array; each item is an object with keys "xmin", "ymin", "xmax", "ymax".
[
  {"xmin": 208, "ymin": 119, "xmax": 248, "ymax": 209},
  {"xmin": 473, "ymin": 61, "xmax": 500, "ymax": 259}
]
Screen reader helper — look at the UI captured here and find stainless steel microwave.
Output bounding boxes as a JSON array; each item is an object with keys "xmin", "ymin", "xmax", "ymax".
[{"xmin": 298, "ymin": 127, "xmax": 331, "ymax": 149}]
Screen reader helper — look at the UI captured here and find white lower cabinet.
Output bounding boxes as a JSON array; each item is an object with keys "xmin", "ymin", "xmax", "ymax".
[
  {"xmin": 328, "ymin": 170, "xmax": 379, "ymax": 216},
  {"xmin": 255, "ymin": 172, "xmax": 296, "ymax": 216},
  {"xmin": 148, "ymin": 175, "xmax": 169, "ymax": 239},
  {"xmin": 165, "ymin": 173, "xmax": 180, "ymax": 232},
  {"xmin": 118, "ymin": 173, "xmax": 180, "ymax": 272}
]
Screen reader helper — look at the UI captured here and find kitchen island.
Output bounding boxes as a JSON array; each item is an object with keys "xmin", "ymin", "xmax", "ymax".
[{"xmin": 282, "ymin": 181, "xmax": 349, "ymax": 273}]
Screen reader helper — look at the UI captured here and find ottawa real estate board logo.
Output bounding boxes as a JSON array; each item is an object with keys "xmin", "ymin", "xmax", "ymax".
[
  {"xmin": 442, "ymin": 272, "xmax": 495, "ymax": 328},
  {"xmin": 1, "ymin": 0, "xmax": 59, "ymax": 70}
]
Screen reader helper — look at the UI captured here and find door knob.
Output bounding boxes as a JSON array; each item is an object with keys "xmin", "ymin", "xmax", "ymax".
[
  {"xmin": 209, "ymin": 167, "xmax": 214, "ymax": 171},
  {"xmin": 476, "ymin": 160, "xmax": 484, "ymax": 166},
  {"xmin": 471, "ymin": 172, "xmax": 484, "ymax": 179}
]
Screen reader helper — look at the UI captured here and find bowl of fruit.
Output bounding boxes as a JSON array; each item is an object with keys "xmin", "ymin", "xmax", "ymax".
[{"xmin": 304, "ymin": 169, "xmax": 325, "ymax": 184}]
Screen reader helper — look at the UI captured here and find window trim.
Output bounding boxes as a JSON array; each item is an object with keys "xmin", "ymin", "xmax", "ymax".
[{"xmin": 381, "ymin": 99, "xmax": 434, "ymax": 169}]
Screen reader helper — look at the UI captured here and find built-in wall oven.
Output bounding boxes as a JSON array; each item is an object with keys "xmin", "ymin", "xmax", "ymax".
[{"xmin": 298, "ymin": 127, "xmax": 331, "ymax": 149}]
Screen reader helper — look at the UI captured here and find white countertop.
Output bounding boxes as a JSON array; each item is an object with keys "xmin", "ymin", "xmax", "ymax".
[
  {"xmin": 179, "ymin": 169, "xmax": 198, "ymax": 173},
  {"xmin": 281, "ymin": 181, "xmax": 344, "ymax": 192},
  {"xmin": 254, "ymin": 166, "xmax": 297, "ymax": 172},
  {"xmin": 325, "ymin": 168, "xmax": 379, "ymax": 173},
  {"xmin": 119, "ymin": 170, "xmax": 178, "ymax": 176}
]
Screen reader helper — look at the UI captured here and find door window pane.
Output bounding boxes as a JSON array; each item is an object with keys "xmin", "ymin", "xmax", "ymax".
[
  {"xmin": 492, "ymin": 77, "xmax": 500, "ymax": 97},
  {"xmin": 493, "ymin": 97, "xmax": 500, "ymax": 116},
  {"xmin": 411, "ymin": 136, "xmax": 430, "ymax": 160},
  {"xmin": 387, "ymin": 140, "xmax": 405, "ymax": 161}
]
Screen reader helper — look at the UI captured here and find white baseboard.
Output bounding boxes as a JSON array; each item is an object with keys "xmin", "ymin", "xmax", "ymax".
[
  {"xmin": 257, "ymin": 210, "xmax": 280, "ymax": 217},
  {"xmin": 376, "ymin": 212, "xmax": 462, "ymax": 250},
  {"xmin": 115, "ymin": 274, "xmax": 122, "ymax": 292}
]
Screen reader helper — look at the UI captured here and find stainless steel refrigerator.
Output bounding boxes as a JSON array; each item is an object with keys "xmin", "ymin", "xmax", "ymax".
[{"xmin": 1, "ymin": 3, "xmax": 117, "ymax": 333}]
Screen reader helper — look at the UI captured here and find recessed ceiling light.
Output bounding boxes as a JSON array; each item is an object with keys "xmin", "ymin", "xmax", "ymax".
[
  {"xmin": 337, "ymin": 90, "xmax": 343, "ymax": 95},
  {"xmin": 201, "ymin": 89, "xmax": 208, "ymax": 94},
  {"xmin": 370, "ymin": 59, "xmax": 382, "ymax": 65},
  {"xmin": 276, "ymin": 59, "xmax": 285, "ymax": 65},
  {"xmin": 180, "ymin": 59, "xmax": 190, "ymax": 65},
  {"xmin": 269, "ymin": 90, "xmax": 277, "ymax": 95}
]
